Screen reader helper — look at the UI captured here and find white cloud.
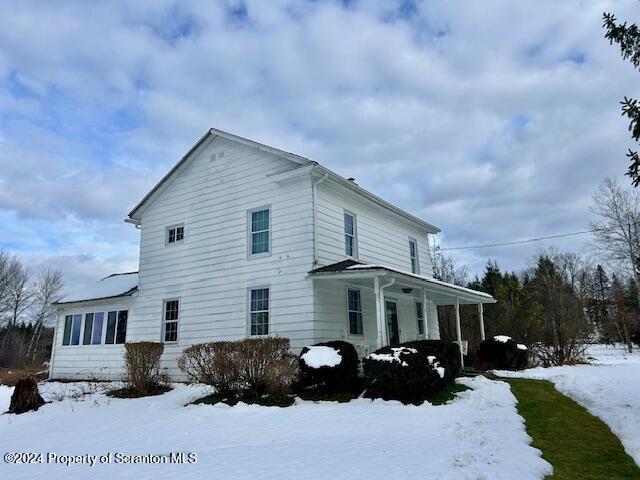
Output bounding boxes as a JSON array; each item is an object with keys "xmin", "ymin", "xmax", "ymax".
[{"xmin": 0, "ymin": 0, "xmax": 638, "ymax": 290}]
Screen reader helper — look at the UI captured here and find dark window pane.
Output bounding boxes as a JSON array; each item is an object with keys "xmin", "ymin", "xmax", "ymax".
[
  {"xmin": 164, "ymin": 321, "xmax": 178, "ymax": 342},
  {"xmin": 348, "ymin": 289, "xmax": 360, "ymax": 311},
  {"xmin": 344, "ymin": 213, "xmax": 354, "ymax": 235},
  {"xmin": 70, "ymin": 314, "xmax": 82, "ymax": 345},
  {"xmin": 251, "ymin": 209, "xmax": 269, "ymax": 232},
  {"xmin": 251, "ymin": 231, "xmax": 269, "ymax": 254},
  {"xmin": 165, "ymin": 300, "xmax": 179, "ymax": 321},
  {"xmin": 349, "ymin": 312, "xmax": 362, "ymax": 335},
  {"xmin": 168, "ymin": 228, "xmax": 176, "ymax": 243},
  {"xmin": 83, "ymin": 313, "xmax": 94, "ymax": 345},
  {"xmin": 116, "ymin": 310, "xmax": 127, "ymax": 344},
  {"xmin": 63, "ymin": 315, "xmax": 73, "ymax": 345},
  {"xmin": 345, "ymin": 234, "xmax": 354, "ymax": 256},
  {"xmin": 176, "ymin": 226, "xmax": 184, "ymax": 241},
  {"xmin": 416, "ymin": 302, "xmax": 424, "ymax": 335},
  {"xmin": 92, "ymin": 312, "xmax": 104, "ymax": 345},
  {"xmin": 105, "ymin": 311, "xmax": 117, "ymax": 344},
  {"xmin": 250, "ymin": 312, "xmax": 269, "ymax": 335}
]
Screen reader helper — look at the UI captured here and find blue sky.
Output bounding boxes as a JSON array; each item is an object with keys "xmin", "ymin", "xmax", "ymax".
[{"xmin": 0, "ymin": 0, "xmax": 638, "ymax": 291}]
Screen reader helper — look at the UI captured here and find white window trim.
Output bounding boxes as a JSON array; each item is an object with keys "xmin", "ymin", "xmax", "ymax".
[
  {"xmin": 165, "ymin": 223, "xmax": 185, "ymax": 246},
  {"xmin": 345, "ymin": 285, "xmax": 364, "ymax": 338},
  {"xmin": 247, "ymin": 206, "xmax": 272, "ymax": 258},
  {"xmin": 409, "ymin": 237, "xmax": 420, "ymax": 274},
  {"xmin": 247, "ymin": 286, "xmax": 270, "ymax": 337},
  {"xmin": 62, "ymin": 310, "xmax": 115, "ymax": 347},
  {"xmin": 162, "ymin": 298, "xmax": 180, "ymax": 344},
  {"xmin": 344, "ymin": 210, "xmax": 358, "ymax": 259}
]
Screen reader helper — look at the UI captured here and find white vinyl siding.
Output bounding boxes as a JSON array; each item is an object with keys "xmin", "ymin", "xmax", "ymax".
[{"xmin": 316, "ymin": 181, "xmax": 434, "ymax": 275}]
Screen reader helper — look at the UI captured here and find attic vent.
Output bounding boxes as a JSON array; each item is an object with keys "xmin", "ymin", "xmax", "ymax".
[{"xmin": 210, "ymin": 151, "xmax": 225, "ymax": 162}]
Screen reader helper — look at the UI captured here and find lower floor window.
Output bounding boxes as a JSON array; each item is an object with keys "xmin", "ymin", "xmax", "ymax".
[
  {"xmin": 347, "ymin": 288, "xmax": 363, "ymax": 335},
  {"xmin": 416, "ymin": 301, "xmax": 425, "ymax": 335},
  {"xmin": 250, "ymin": 288, "xmax": 269, "ymax": 335},
  {"xmin": 164, "ymin": 299, "xmax": 179, "ymax": 342},
  {"xmin": 105, "ymin": 310, "xmax": 128, "ymax": 344},
  {"xmin": 62, "ymin": 314, "xmax": 82, "ymax": 346},
  {"xmin": 63, "ymin": 310, "xmax": 125, "ymax": 346}
]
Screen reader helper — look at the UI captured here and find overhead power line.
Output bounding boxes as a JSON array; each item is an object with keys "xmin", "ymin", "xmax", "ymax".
[{"xmin": 439, "ymin": 228, "xmax": 601, "ymax": 251}]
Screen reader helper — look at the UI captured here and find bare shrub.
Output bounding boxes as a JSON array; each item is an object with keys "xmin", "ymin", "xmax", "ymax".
[
  {"xmin": 178, "ymin": 337, "xmax": 298, "ymax": 400},
  {"xmin": 123, "ymin": 342, "xmax": 164, "ymax": 394}
]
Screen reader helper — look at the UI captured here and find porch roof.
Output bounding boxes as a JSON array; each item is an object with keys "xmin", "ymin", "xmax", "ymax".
[{"xmin": 308, "ymin": 260, "xmax": 496, "ymax": 305}]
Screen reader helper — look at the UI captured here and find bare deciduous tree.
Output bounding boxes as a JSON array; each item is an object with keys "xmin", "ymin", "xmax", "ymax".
[
  {"xmin": 429, "ymin": 239, "xmax": 468, "ymax": 286},
  {"xmin": 590, "ymin": 178, "xmax": 640, "ymax": 308},
  {"xmin": 27, "ymin": 269, "xmax": 63, "ymax": 361}
]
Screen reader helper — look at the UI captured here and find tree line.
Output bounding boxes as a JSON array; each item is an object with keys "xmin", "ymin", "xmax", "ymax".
[
  {"xmin": 0, "ymin": 251, "xmax": 63, "ymax": 368},
  {"xmin": 433, "ymin": 178, "xmax": 640, "ymax": 365}
]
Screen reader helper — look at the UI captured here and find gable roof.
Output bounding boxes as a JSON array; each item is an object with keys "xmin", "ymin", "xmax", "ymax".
[
  {"xmin": 54, "ymin": 272, "xmax": 138, "ymax": 305},
  {"xmin": 126, "ymin": 128, "xmax": 440, "ymax": 233}
]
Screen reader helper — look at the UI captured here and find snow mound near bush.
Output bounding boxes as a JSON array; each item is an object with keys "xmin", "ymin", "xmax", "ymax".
[
  {"xmin": 301, "ymin": 346, "xmax": 342, "ymax": 368},
  {"xmin": 517, "ymin": 344, "xmax": 527, "ymax": 351}
]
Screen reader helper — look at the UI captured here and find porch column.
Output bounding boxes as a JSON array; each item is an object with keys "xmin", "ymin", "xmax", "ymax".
[
  {"xmin": 454, "ymin": 297, "xmax": 464, "ymax": 366},
  {"xmin": 374, "ymin": 277, "xmax": 384, "ymax": 349},
  {"xmin": 477, "ymin": 302, "xmax": 485, "ymax": 341},
  {"xmin": 421, "ymin": 288, "xmax": 428, "ymax": 339}
]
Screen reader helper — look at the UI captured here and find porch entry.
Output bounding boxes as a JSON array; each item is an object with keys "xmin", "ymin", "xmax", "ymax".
[{"xmin": 385, "ymin": 299, "xmax": 400, "ymax": 345}]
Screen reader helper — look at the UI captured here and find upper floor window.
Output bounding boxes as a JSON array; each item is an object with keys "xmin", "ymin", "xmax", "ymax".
[
  {"xmin": 163, "ymin": 299, "xmax": 179, "ymax": 342},
  {"xmin": 416, "ymin": 301, "xmax": 425, "ymax": 336},
  {"xmin": 409, "ymin": 238, "xmax": 419, "ymax": 274},
  {"xmin": 249, "ymin": 207, "xmax": 270, "ymax": 256},
  {"xmin": 347, "ymin": 287, "xmax": 363, "ymax": 335},
  {"xmin": 344, "ymin": 211, "xmax": 357, "ymax": 258},
  {"xmin": 249, "ymin": 287, "xmax": 269, "ymax": 335},
  {"xmin": 167, "ymin": 224, "xmax": 184, "ymax": 244}
]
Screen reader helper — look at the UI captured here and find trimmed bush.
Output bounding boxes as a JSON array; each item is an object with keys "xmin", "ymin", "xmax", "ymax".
[
  {"xmin": 478, "ymin": 335, "xmax": 528, "ymax": 370},
  {"xmin": 178, "ymin": 337, "xmax": 298, "ymax": 402},
  {"xmin": 401, "ymin": 340, "xmax": 462, "ymax": 383},
  {"xmin": 123, "ymin": 341, "xmax": 165, "ymax": 394},
  {"xmin": 363, "ymin": 345, "xmax": 447, "ymax": 404},
  {"xmin": 298, "ymin": 341, "xmax": 360, "ymax": 394}
]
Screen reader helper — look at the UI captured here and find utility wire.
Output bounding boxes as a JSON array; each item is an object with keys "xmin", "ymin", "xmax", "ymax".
[{"xmin": 439, "ymin": 228, "xmax": 602, "ymax": 251}]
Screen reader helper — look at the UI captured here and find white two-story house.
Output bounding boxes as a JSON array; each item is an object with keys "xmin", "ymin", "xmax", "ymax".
[{"xmin": 49, "ymin": 128, "xmax": 494, "ymax": 380}]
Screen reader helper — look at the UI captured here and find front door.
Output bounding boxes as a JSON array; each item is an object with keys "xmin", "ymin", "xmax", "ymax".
[{"xmin": 385, "ymin": 299, "xmax": 400, "ymax": 345}]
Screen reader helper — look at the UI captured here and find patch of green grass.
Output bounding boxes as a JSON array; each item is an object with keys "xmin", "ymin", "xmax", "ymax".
[
  {"xmin": 428, "ymin": 382, "xmax": 470, "ymax": 405},
  {"xmin": 191, "ymin": 392, "xmax": 295, "ymax": 407},
  {"xmin": 506, "ymin": 378, "xmax": 640, "ymax": 480}
]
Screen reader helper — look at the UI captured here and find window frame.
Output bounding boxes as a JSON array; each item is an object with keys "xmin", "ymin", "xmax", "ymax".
[
  {"xmin": 415, "ymin": 301, "xmax": 425, "ymax": 337},
  {"xmin": 248, "ymin": 286, "xmax": 270, "ymax": 336},
  {"xmin": 104, "ymin": 309, "xmax": 128, "ymax": 345},
  {"xmin": 344, "ymin": 210, "xmax": 358, "ymax": 259},
  {"xmin": 409, "ymin": 237, "xmax": 420, "ymax": 274},
  {"xmin": 247, "ymin": 206, "xmax": 272, "ymax": 258},
  {"xmin": 166, "ymin": 223, "xmax": 185, "ymax": 246},
  {"xmin": 346, "ymin": 285, "xmax": 364, "ymax": 337},
  {"xmin": 162, "ymin": 299, "xmax": 180, "ymax": 343}
]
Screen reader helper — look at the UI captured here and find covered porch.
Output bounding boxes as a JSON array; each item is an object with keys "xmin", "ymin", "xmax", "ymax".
[{"xmin": 308, "ymin": 261, "xmax": 496, "ymax": 363}]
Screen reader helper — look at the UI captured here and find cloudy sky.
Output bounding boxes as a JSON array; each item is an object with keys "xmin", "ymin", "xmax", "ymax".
[{"xmin": 0, "ymin": 0, "xmax": 638, "ymax": 291}]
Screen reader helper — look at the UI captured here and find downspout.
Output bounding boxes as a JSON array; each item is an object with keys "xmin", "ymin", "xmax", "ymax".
[{"xmin": 312, "ymin": 171, "xmax": 328, "ymax": 265}]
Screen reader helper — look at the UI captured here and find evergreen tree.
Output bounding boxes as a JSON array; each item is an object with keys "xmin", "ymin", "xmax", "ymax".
[{"xmin": 603, "ymin": 12, "xmax": 640, "ymax": 185}]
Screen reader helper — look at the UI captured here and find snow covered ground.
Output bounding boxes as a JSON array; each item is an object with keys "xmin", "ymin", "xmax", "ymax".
[
  {"xmin": 0, "ymin": 376, "xmax": 551, "ymax": 480},
  {"xmin": 496, "ymin": 344, "xmax": 640, "ymax": 467}
]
